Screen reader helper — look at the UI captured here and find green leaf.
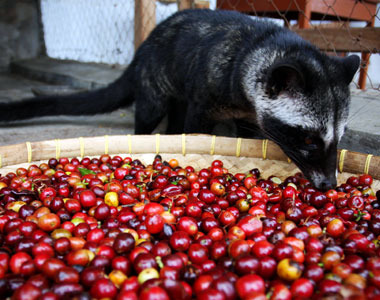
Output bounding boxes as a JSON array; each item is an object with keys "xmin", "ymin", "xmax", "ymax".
[
  {"xmin": 78, "ymin": 168, "xmax": 96, "ymax": 176},
  {"xmin": 136, "ymin": 184, "xmax": 145, "ymax": 193},
  {"xmin": 354, "ymin": 211, "xmax": 365, "ymax": 222}
]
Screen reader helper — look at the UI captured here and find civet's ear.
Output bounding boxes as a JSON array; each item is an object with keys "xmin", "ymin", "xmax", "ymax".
[
  {"xmin": 341, "ymin": 55, "xmax": 361, "ymax": 85},
  {"xmin": 266, "ymin": 63, "xmax": 305, "ymax": 97}
]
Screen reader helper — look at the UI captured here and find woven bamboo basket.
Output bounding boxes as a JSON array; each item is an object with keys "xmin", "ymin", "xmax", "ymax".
[{"xmin": 0, "ymin": 134, "xmax": 379, "ymax": 190}]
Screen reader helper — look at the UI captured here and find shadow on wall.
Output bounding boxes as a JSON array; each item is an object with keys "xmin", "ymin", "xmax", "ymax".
[{"xmin": 0, "ymin": 0, "xmax": 42, "ymax": 71}]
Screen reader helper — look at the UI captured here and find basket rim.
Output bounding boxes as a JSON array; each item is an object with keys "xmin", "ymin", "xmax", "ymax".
[{"xmin": 0, "ymin": 134, "xmax": 378, "ymax": 180}]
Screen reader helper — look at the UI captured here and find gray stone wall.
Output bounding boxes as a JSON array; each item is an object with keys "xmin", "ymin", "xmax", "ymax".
[{"xmin": 0, "ymin": 0, "xmax": 42, "ymax": 71}]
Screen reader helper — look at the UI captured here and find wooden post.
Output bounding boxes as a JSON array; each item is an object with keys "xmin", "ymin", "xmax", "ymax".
[
  {"xmin": 178, "ymin": 0, "xmax": 194, "ymax": 10},
  {"xmin": 298, "ymin": 0, "xmax": 311, "ymax": 29},
  {"xmin": 134, "ymin": 0, "xmax": 156, "ymax": 51},
  {"xmin": 358, "ymin": 18, "xmax": 375, "ymax": 90}
]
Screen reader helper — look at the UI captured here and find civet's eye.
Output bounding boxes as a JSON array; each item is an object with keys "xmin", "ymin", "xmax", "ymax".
[
  {"xmin": 303, "ymin": 137, "xmax": 319, "ymax": 151},
  {"xmin": 304, "ymin": 137, "xmax": 313, "ymax": 145}
]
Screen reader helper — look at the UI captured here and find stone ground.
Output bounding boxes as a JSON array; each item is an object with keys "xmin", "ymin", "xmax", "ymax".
[{"xmin": 0, "ymin": 57, "xmax": 379, "ymax": 156}]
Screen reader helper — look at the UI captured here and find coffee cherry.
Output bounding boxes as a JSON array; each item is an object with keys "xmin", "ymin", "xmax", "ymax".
[
  {"xmin": 277, "ymin": 259, "xmax": 302, "ymax": 281},
  {"xmin": 113, "ymin": 233, "xmax": 135, "ymax": 254},
  {"xmin": 235, "ymin": 274, "xmax": 265, "ymax": 298},
  {"xmin": 90, "ymin": 278, "xmax": 117, "ymax": 299},
  {"xmin": 137, "ymin": 267, "xmax": 159, "ymax": 285},
  {"xmin": 290, "ymin": 278, "xmax": 314, "ymax": 298},
  {"xmin": 0, "ymin": 155, "xmax": 379, "ymax": 299}
]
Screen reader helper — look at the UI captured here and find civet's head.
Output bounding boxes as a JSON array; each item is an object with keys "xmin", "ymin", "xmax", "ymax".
[{"xmin": 243, "ymin": 47, "xmax": 360, "ymax": 191}]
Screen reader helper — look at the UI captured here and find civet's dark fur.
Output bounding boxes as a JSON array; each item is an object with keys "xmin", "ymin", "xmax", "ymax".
[{"xmin": 0, "ymin": 9, "xmax": 360, "ymax": 190}]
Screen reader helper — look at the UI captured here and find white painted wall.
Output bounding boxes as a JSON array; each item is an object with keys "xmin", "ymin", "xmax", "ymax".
[
  {"xmin": 41, "ymin": 0, "xmax": 378, "ymax": 88},
  {"xmin": 41, "ymin": 0, "xmax": 135, "ymax": 65},
  {"xmin": 40, "ymin": 0, "xmax": 179, "ymax": 65},
  {"xmin": 41, "ymin": 0, "xmax": 216, "ymax": 65}
]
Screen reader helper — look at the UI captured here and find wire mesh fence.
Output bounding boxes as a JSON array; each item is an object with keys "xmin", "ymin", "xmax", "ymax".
[
  {"xmin": 40, "ymin": 0, "xmax": 379, "ymax": 90},
  {"xmin": 41, "ymin": 0, "xmax": 134, "ymax": 66},
  {"xmin": 217, "ymin": 0, "xmax": 380, "ymax": 90},
  {"xmin": 40, "ymin": 0, "xmax": 181, "ymax": 66}
]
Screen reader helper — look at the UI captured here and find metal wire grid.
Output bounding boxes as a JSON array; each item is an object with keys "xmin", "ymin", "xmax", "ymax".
[
  {"xmin": 216, "ymin": 0, "xmax": 380, "ymax": 90},
  {"xmin": 40, "ymin": 0, "xmax": 179, "ymax": 66},
  {"xmin": 40, "ymin": 0, "xmax": 379, "ymax": 89}
]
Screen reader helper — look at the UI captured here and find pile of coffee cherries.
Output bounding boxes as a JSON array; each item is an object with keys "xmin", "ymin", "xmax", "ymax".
[{"xmin": 0, "ymin": 154, "xmax": 379, "ymax": 300}]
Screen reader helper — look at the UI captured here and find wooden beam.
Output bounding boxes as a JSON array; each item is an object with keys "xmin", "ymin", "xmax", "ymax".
[
  {"xmin": 134, "ymin": 0, "xmax": 156, "ymax": 51},
  {"xmin": 160, "ymin": 0, "xmax": 209, "ymax": 9},
  {"xmin": 293, "ymin": 27, "xmax": 380, "ymax": 53},
  {"xmin": 178, "ymin": 0, "xmax": 194, "ymax": 10},
  {"xmin": 194, "ymin": 0, "xmax": 209, "ymax": 9},
  {"xmin": 309, "ymin": 0, "xmax": 377, "ymax": 22}
]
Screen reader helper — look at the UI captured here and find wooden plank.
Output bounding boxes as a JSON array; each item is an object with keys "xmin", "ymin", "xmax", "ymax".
[
  {"xmin": 134, "ymin": 0, "xmax": 156, "ymax": 50},
  {"xmin": 178, "ymin": 0, "xmax": 194, "ymax": 10},
  {"xmin": 309, "ymin": 0, "xmax": 377, "ymax": 22},
  {"xmin": 164, "ymin": 0, "xmax": 208, "ymax": 10},
  {"xmin": 159, "ymin": 0, "xmax": 208, "ymax": 9},
  {"xmin": 293, "ymin": 27, "xmax": 380, "ymax": 53},
  {"xmin": 217, "ymin": 0, "xmax": 302, "ymax": 13},
  {"xmin": 194, "ymin": 0, "xmax": 209, "ymax": 9}
]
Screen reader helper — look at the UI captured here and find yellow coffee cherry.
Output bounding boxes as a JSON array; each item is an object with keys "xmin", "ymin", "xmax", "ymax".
[
  {"xmin": 6, "ymin": 201, "xmax": 26, "ymax": 213},
  {"xmin": 277, "ymin": 258, "xmax": 302, "ymax": 281},
  {"xmin": 138, "ymin": 267, "xmax": 159, "ymax": 284},
  {"xmin": 105, "ymin": 191, "xmax": 119, "ymax": 207},
  {"xmin": 109, "ymin": 270, "xmax": 127, "ymax": 287},
  {"xmin": 51, "ymin": 228, "xmax": 72, "ymax": 239}
]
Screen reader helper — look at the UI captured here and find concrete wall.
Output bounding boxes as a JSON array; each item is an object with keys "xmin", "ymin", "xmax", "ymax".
[{"xmin": 0, "ymin": 0, "xmax": 42, "ymax": 71}]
